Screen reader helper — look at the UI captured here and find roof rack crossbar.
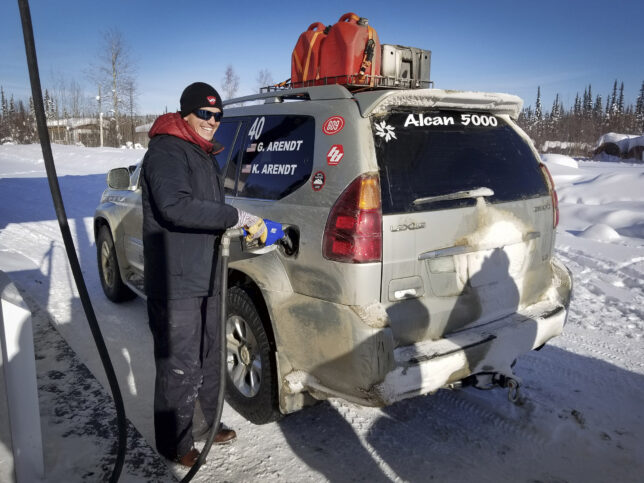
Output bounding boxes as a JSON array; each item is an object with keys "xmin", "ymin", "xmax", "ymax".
[{"xmin": 222, "ymin": 84, "xmax": 354, "ymax": 107}]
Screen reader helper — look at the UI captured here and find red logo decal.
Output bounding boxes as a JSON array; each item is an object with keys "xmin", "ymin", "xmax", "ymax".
[
  {"xmin": 323, "ymin": 116, "xmax": 345, "ymax": 135},
  {"xmin": 207, "ymin": 96, "xmax": 217, "ymax": 105},
  {"xmin": 327, "ymin": 145, "xmax": 344, "ymax": 165},
  {"xmin": 312, "ymin": 171, "xmax": 326, "ymax": 191}
]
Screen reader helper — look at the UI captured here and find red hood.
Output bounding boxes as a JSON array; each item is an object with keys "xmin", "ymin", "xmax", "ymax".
[{"xmin": 148, "ymin": 113, "xmax": 223, "ymax": 154}]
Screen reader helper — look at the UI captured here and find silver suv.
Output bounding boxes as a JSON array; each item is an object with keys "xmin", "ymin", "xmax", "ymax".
[{"xmin": 95, "ymin": 84, "xmax": 572, "ymax": 424}]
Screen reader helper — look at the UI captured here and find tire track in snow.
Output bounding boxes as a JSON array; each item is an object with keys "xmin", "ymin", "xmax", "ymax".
[
  {"xmin": 332, "ymin": 398, "xmax": 486, "ymax": 481},
  {"xmin": 430, "ymin": 389, "xmax": 550, "ymax": 446},
  {"xmin": 521, "ymin": 349, "xmax": 644, "ymax": 395},
  {"xmin": 555, "ymin": 333, "xmax": 644, "ymax": 371},
  {"xmin": 557, "ymin": 245, "xmax": 644, "ymax": 338}
]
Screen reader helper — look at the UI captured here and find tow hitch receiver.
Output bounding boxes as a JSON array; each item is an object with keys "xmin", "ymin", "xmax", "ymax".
[{"xmin": 468, "ymin": 372, "xmax": 522, "ymax": 403}]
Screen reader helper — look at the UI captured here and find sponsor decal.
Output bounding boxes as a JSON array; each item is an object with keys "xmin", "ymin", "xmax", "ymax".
[
  {"xmin": 323, "ymin": 116, "xmax": 345, "ymax": 135},
  {"xmin": 326, "ymin": 145, "xmax": 344, "ymax": 165},
  {"xmin": 207, "ymin": 96, "xmax": 217, "ymax": 105},
  {"xmin": 312, "ymin": 171, "xmax": 326, "ymax": 191},
  {"xmin": 374, "ymin": 121, "xmax": 397, "ymax": 142}
]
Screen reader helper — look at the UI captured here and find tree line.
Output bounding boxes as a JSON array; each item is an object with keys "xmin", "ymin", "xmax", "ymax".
[
  {"xmin": 517, "ymin": 80, "xmax": 644, "ymax": 155},
  {"xmin": 0, "ymin": 28, "xmax": 274, "ymax": 148}
]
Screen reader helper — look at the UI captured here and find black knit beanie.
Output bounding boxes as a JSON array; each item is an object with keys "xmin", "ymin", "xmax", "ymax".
[{"xmin": 180, "ymin": 82, "xmax": 223, "ymax": 117}]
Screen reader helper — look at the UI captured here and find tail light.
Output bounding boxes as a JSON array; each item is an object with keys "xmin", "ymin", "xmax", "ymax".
[
  {"xmin": 539, "ymin": 163, "xmax": 559, "ymax": 228},
  {"xmin": 323, "ymin": 173, "xmax": 382, "ymax": 263}
]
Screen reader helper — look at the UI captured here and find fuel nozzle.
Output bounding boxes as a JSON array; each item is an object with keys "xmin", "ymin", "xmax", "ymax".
[{"xmin": 242, "ymin": 219, "xmax": 298, "ymax": 257}]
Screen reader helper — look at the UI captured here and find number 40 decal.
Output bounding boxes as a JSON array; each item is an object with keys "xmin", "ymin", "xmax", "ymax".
[{"xmin": 248, "ymin": 116, "xmax": 265, "ymax": 140}]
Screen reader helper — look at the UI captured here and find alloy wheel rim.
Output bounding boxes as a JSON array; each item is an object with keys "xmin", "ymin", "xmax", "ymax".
[
  {"xmin": 226, "ymin": 314, "xmax": 261, "ymax": 397},
  {"xmin": 101, "ymin": 241, "xmax": 114, "ymax": 287}
]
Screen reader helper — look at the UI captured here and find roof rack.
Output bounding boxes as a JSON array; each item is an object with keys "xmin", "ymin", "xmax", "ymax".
[
  {"xmin": 222, "ymin": 76, "xmax": 435, "ymax": 108},
  {"xmin": 260, "ymin": 75, "xmax": 433, "ymax": 93}
]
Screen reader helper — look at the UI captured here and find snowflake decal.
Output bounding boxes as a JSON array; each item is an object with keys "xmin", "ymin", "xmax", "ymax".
[{"xmin": 374, "ymin": 121, "xmax": 397, "ymax": 142}]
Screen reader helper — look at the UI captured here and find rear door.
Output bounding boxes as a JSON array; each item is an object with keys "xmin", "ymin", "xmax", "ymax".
[{"xmin": 373, "ymin": 109, "xmax": 555, "ymax": 343}]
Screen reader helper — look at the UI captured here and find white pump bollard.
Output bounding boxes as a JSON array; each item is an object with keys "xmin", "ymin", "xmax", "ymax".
[{"xmin": 0, "ymin": 271, "xmax": 45, "ymax": 482}]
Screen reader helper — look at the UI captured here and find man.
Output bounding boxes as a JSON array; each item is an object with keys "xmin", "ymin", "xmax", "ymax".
[{"xmin": 141, "ymin": 82, "xmax": 266, "ymax": 467}]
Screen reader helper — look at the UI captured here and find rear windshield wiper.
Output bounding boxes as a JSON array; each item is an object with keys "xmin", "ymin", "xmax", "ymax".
[{"xmin": 412, "ymin": 187, "xmax": 494, "ymax": 206}]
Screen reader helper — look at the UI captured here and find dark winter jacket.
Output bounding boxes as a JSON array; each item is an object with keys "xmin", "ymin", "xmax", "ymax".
[{"xmin": 142, "ymin": 113, "xmax": 239, "ymax": 299}]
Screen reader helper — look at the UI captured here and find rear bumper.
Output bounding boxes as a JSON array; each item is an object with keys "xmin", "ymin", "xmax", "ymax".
[
  {"xmin": 372, "ymin": 257, "xmax": 572, "ymax": 405},
  {"xmin": 373, "ymin": 299, "xmax": 568, "ymax": 405}
]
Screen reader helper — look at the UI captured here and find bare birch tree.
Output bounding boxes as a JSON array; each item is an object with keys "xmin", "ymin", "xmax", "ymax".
[
  {"xmin": 221, "ymin": 65, "xmax": 240, "ymax": 100},
  {"xmin": 90, "ymin": 28, "xmax": 137, "ymax": 146},
  {"xmin": 256, "ymin": 68, "xmax": 274, "ymax": 92}
]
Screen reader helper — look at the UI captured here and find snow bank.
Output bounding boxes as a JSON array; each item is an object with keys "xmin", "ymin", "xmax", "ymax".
[
  {"xmin": 541, "ymin": 153, "xmax": 578, "ymax": 168},
  {"xmin": 541, "ymin": 153, "xmax": 582, "ymax": 184},
  {"xmin": 578, "ymin": 223, "xmax": 621, "ymax": 241},
  {"xmin": 0, "ymin": 143, "xmax": 143, "ymax": 178},
  {"xmin": 541, "ymin": 140, "xmax": 592, "ymax": 153},
  {"xmin": 554, "ymin": 159, "xmax": 644, "ymax": 245}
]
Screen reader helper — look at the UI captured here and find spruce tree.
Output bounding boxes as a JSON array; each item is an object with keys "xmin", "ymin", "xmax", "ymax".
[
  {"xmin": 0, "ymin": 86, "xmax": 7, "ymax": 141},
  {"xmin": 535, "ymin": 86, "xmax": 543, "ymax": 121},
  {"xmin": 618, "ymin": 82, "xmax": 624, "ymax": 114},
  {"xmin": 609, "ymin": 80, "xmax": 618, "ymax": 116},
  {"xmin": 593, "ymin": 94, "xmax": 604, "ymax": 119},
  {"xmin": 636, "ymin": 80, "xmax": 644, "ymax": 128},
  {"xmin": 551, "ymin": 93, "xmax": 562, "ymax": 120},
  {"xmin": 0, "ymin": 86, "xmax": 7, "ymax": 119},
  {"xmin": 43, "ymin": 90, "xmax": 50, "ymax": 119},
  {"xmin": 583, "ymin": 85, "xmax": 593, "ymax": 115}
]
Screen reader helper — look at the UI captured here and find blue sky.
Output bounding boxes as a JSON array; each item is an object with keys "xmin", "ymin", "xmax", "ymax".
[{"xmin": 1, "ymin": 0, "xmax": 643, "ymax": 115}]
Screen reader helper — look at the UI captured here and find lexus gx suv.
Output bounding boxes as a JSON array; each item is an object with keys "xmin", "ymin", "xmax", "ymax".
[{"xmin": 95, "ymin": 84, "xmax": 572, "ymax": 424}]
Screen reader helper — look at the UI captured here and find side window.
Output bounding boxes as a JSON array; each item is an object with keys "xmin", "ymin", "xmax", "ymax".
[
  {"xmin": 213, "ymin": 121, "xmax": 240, "ymax": 172},
  {"xmin": 237, "ymin": 115, "xmax": 314, "ymax": 200},
  {"xmin": 214, "ymin": 120, "xmax": 243, "ymax": 195},
  {"xmin": 224, "ymin": 127, "xmax": 244, "ymax": 195}
]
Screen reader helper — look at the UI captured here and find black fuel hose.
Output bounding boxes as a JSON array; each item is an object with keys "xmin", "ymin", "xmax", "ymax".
[
  {"xmin": 17, "ymin": 1, "xmax": 127, "ymax": 481},
  {"xmin": 181, "ymin": 228, "xmax": 243, "ymax": 482}
]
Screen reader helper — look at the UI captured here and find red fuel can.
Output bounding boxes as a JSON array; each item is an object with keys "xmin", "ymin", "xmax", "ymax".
[
  {"xmin": 291, "ymin": 22, "xmax": 327, "ymax": 85},
  {"xmin": 319, "ymin": 13, "xmax": 381, "ymax": 85}
]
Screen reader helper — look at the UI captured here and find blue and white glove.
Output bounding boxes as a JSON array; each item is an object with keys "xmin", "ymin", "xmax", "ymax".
[{"xmin": 233, "ymin": 208, "xmax": 267, "ymax": 242}]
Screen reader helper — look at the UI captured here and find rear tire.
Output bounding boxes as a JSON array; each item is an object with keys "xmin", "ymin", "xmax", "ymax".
[
  {"xmin": 225, "ymin": 286, "xmax": 281, "ymax": 424},
  {"xmin": 96, "ymin": 225, "xmax": 136, "ymax": 303}
]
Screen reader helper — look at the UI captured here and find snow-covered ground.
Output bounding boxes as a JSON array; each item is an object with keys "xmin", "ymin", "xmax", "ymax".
[{"xmin": 0, "ymin": 144, "xmax": 643, "ymax": 482}]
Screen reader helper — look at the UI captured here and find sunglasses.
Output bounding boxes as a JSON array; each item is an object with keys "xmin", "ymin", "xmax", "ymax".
[{"xmin": 194, "ymin": 109, "xmax": 222, "ymax": 122}]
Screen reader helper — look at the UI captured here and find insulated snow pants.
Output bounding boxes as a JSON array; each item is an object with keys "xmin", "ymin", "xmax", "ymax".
[{"xmin": 147, "ymin": 294, "xmax": 222, "ymax": 459}]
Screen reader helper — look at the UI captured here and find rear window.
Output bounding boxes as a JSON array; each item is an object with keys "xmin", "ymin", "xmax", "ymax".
[{"xmin": 372, "ymin": 110, "xmax": 548, "ymax": 214}]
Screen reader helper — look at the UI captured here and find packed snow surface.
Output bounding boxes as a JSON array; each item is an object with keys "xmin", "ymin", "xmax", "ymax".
[{"xmin": 1, "ymin": 144, "xmax": 643, "ymax": 482}]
